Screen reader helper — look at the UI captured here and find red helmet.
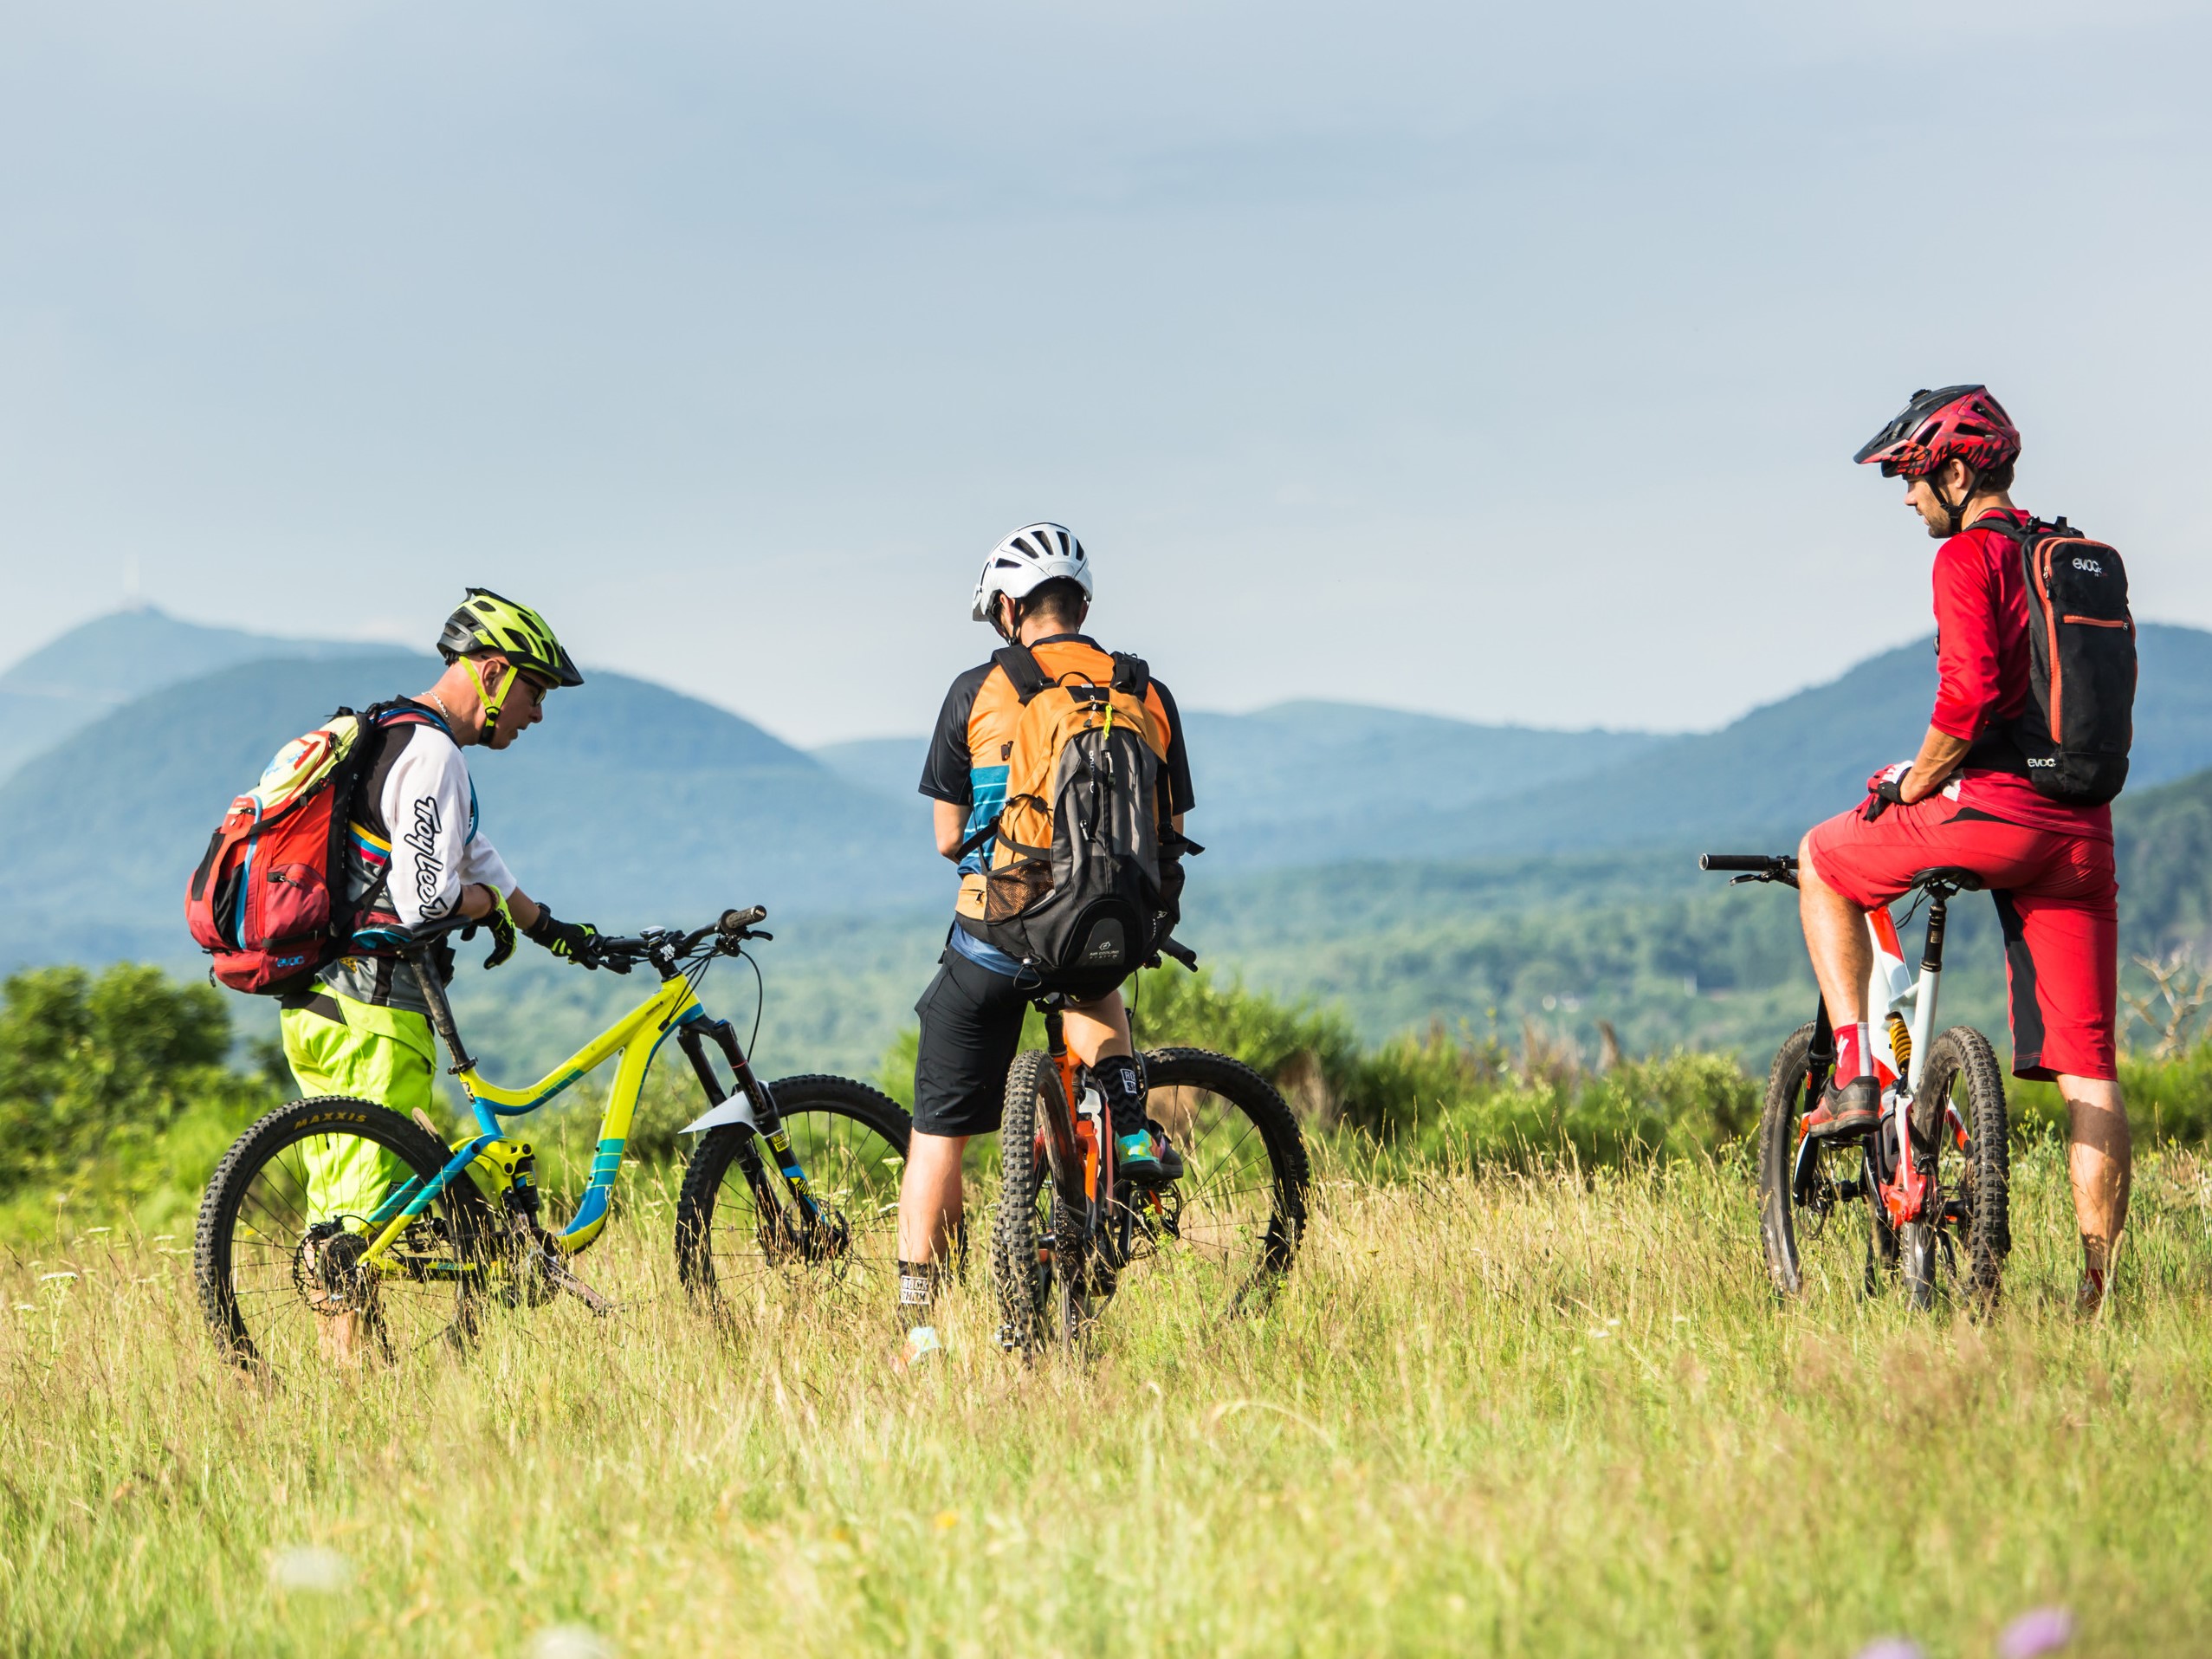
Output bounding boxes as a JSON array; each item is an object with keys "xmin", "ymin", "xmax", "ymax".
[{"xmin": 1853, "ymin": 385, "xmax": 2021, "ymax": 479}]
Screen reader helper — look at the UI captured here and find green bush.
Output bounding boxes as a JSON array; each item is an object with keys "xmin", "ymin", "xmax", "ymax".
[
  {"xmin": 0, "ymin": 963, "xmax": 278, "ymax": 1238},
  {"xmin": 870, "ymin": 966, "xmax": 1762, "ymax": 1170}
]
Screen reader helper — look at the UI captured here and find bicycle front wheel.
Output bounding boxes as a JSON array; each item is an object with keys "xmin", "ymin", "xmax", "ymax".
[
  {"xmin": 194, "ymin": 1096, "xmax": 495, "ymax": 1377},
  {"xmin": 1131, "ymin": 1047, "xmax": 1310, "ymax": 1317},
  {"xmin": 1755, "ymin": 1023, "xmax": 1894, "ymax": 1300},
  {"xmin": 674, "ymin": 1074, "xmax": 909, "ymax": 1308}
]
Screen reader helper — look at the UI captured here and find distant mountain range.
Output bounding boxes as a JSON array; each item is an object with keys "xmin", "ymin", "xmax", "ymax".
[
  {"xmin": 10, "ymin": 609, "xmax": 2212, "ymax": 1015},
  {"xmin": 817, "ymin": 624, "xmax": 2212, "ymax": 865},
  {"xmin": 0, "ymin": 606, "xmax": 388, "ymax": 781},
  {"xmin": 0, "ymin": 641, "xmax": 937, "ymax": 970},
  {"xmin": 818, "ymin": 706, "xmax": 1665, "ymax": 869}
]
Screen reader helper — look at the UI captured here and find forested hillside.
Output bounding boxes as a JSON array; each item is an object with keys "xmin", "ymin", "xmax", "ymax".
[
  {"xmin": 0, "ymin": 607, "xmax": 385, "ymax": 781},
  {"xmin": 9, "ymin": 608, "xmax": 2212, "ymax": 1081},
  {"xmin": 0, "ymin": 650, "xmax": 940, "ymax": 974}
]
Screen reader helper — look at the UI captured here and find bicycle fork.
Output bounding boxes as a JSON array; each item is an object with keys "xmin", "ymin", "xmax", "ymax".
[{"xmin": 677, "ymin": 1016, "xmax": 836, "ymax": 1255}]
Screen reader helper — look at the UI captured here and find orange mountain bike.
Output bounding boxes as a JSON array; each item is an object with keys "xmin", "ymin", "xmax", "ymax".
[{"xmin": 989, "ymin": 960, "xmax": 1310, "ymax": 1355}]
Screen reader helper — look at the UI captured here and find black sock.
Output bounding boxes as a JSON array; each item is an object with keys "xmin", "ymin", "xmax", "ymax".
[{"xmin": 1096, "ymin": 1053, "xmax": 1146, "ymax": 1139}]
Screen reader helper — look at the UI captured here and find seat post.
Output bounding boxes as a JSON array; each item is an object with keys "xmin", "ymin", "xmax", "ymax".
[{"xmin": 1921, "ymin": 893, "xmax": 1950, "ymax": 975}]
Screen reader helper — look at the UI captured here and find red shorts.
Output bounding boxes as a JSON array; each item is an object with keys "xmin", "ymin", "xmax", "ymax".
[{"xmin": 1802, "ymin": 796, "xmax": 2118, "ymax": 1081}]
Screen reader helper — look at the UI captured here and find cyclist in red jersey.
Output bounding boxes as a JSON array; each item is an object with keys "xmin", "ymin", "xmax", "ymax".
[{"xmin": 1797, "ymin": 386, "xmax": 2127, "ymax": 1312}]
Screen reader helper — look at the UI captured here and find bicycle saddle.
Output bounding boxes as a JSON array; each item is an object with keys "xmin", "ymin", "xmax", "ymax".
[{"xmin": 1908, "ymin": 865, "xmax": 1985, "ymax": 893}]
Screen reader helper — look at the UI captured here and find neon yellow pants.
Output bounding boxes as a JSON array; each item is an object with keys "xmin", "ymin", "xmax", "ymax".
[{"xmin": 280, "ymin": 995, "xmax": 437, "ymax": 1227}]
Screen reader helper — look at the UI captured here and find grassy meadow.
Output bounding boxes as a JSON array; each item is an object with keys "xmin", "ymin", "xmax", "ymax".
[{"xmin": 4, "ymin": 1131, "xmax": 2210, "ymax": 1658}]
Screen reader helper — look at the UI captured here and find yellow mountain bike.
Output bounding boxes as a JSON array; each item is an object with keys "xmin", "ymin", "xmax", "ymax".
[{"xmin": 193, "ymin": 907, "xmax": 909, "ymax": 1375}]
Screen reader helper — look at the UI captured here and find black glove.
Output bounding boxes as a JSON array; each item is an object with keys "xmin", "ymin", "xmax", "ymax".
[
  {"xmin": 1862, "ymin": 762, "xmax": 1911, "ymax": 822},
  {"xmin": 461, "ymin": 887, "xmax": 518, "ymax": 969},
  {"xmin": 526, "ymin": 908, "xmax": 611, "ymax": 970}
]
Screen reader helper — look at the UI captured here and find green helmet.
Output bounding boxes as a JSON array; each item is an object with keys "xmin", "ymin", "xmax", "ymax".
[{"xmin": 437, "ymin": 587, "xmax": 584, "ymax": 687}]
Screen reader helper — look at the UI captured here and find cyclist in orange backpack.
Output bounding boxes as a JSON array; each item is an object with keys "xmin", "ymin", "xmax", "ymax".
[{"xmin": 895, "ymin": 524, "xmax": 1196, "ymax": 1365}]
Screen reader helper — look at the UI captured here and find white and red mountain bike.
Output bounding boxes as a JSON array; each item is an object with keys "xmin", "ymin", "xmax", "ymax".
[{"xmin": 1704, "ymin": 853, "xmax": 2011, "ymax": 1310}]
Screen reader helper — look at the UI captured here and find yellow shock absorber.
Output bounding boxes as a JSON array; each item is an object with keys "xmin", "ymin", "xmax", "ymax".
[{"xmin": 1886, "ymin": 1014, "xmax": 1912, "ymax": 1078}]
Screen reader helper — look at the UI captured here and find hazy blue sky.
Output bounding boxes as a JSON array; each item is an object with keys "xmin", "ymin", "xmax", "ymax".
[{"xmin": 3, "ymin": 1, "xmax": 2207, "ymax": 745}]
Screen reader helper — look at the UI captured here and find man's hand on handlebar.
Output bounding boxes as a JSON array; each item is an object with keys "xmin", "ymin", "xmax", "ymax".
[
  {"xmin": 1862, "ymin": 761, "xmax": 1913, "ymax": 821},
  {"xmin": 526, "ymin": 908, "xmax": 623, "ymax": 971}
]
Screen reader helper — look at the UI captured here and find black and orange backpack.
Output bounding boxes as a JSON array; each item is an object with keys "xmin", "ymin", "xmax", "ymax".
[{"xmin": 954, "ymin": 644, "xmax": 1195, "ymax": 995}]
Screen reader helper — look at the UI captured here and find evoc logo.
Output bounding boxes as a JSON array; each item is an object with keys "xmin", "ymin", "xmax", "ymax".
[{"xmin": 2073, "ymin": 556, "xmax": 2105, "ymax": 575}]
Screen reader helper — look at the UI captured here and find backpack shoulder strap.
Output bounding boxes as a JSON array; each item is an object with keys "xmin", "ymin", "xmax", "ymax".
[
  {"xmin": 364, "ymin": 696, "xmax": 450, "ymax": 736},
  {"xmin": 1110, "ymin": 652, "xmax": 1151, "ymax": 698},
  {"xmin": 1967, "ymin": 511, "xmax": 2034, "ymax": 544},
  {"xmin": 991, "ymin": 644, "xmax": 1053, "ymax": 705}
]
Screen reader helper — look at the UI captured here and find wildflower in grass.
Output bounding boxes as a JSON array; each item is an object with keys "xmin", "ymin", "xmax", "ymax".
[
  {"xmin": 1999, "ymin": 1608, "xmax": 2076, "ymax": 1657},
  {"xmin": 268, "ymin": 1546, "xmax": 349, "ymax": 1592},
  {"xmin": 530, "ymin": 1626, "xmax": 611, "ymax": 1659},
  {"xmin": 1853, "ymin": 1641, "xmax": 1924, "ymax": 1659}
]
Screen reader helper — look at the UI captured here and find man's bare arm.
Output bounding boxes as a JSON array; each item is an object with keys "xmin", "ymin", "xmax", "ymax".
[
  {"xmin": 934, "ymin": 800, "xmax": 967, "ymax": 861},
  {"xmin": 1898, "ymin": 727, "xmax": 1973, "ymax": 803}
]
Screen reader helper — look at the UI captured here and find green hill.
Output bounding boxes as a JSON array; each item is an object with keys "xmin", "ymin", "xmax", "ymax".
[
  {"xmin": 0, "ymin": 607, "xmax": 389, "ymax": 782},
  {"xmin": 1369, "ymin": 623, "xmax": 2212, "ymax": 859},
  {"xmin": 818, "ymin": 625, "xmax": 2212, "ymax": 870},
  {"xmin": 0, "ymin": 651, "xmax": 942, "ymax": 976},
  {"xmin": 816, "ymin": 705, "xmax": 1664, "ymax": 869}
]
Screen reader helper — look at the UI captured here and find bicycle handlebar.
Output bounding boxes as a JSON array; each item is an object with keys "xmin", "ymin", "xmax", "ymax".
[
  {"xmin": 1699, "ymin": 853, "xmax": 1798, "ymax": 873},
  {"xmin": 591, "ymin": 904, "xmax": 773, "ymax": 964}
]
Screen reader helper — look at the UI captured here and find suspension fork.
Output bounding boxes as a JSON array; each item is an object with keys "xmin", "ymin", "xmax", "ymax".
[
  {"xmin": 1792, "ymin": 999, "xmax": 1839, "ymax": 1205},
  {"xmin": 677, "ymin": 1018, "xmax": 823, "ymax": 1228}
]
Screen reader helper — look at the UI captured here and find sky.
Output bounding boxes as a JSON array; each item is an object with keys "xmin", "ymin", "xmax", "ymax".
[{"xmin": 2, "ymin": 0, "xmax": 2209, "ymax": 747}]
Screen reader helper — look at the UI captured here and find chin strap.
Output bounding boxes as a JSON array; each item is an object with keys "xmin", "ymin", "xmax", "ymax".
[
  {"xmin": 475, "ymin": 660, "xmax": 521, "ymax": 737},
  {"xmin": 1929, "ymin": 464, "xmax": 1981, "ymax": 536}
]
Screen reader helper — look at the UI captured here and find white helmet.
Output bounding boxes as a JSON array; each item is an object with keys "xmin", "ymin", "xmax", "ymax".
[{"xmin": 970, "ymin": 522, "xmax": 1094, "ymax": 623}]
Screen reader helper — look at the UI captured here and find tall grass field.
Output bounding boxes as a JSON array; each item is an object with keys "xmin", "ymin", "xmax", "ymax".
[{"xmin": 4, "ymin": 1132, "xmax": 2209, "ymax": 1656}]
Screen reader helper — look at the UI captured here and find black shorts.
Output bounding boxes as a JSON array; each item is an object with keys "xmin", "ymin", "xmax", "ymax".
[{"xmin": 911, "ymin": 945, "xmax": 1033, "ymax": 1138}]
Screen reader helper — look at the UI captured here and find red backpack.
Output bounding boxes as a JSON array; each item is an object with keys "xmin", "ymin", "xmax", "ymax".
[{"xmin": 184, "ymin": 703, "xmax": 437, "ymax": 995}]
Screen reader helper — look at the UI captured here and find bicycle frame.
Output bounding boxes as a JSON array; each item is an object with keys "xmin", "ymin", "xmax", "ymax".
[
  {"xmin": 1798, "ymin": 893, "xmax": 1970, "ymax": 1232},
  {"xmin": 354, "ymin": 937, "xmax": 825, "ymax": 1273},
  {"xmin": 1703, "ymin": 855, "xmax": 1971, "ymax": 1237},
  {"xmin": 1038, "ymin": 1005, "xmax": 1107, "ymax": 1215}
]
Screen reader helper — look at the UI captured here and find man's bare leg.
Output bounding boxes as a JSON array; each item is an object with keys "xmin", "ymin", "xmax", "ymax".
[
  {"xmin": 2058, "ymin": 1074, "xmax": 2130, "ymax": 1312},
  {"xmin": 1061, "ymin": 992, "xmax": 1133, "ymax": 1067},
  {"xmin": 1797, "ymin": 830, "xmax": 1872, "ymax": 1025},
  {"xmin": 893, "ymin": 1129, "xmax": 968, "ymax": 1366},
  {"xmin": 896, "ymin": 1131, "xmax": 969, "ymax": 1267},
  {"xmin": 1795, "ymin": 832, "xmax": 1885, "ymax": 1136}
]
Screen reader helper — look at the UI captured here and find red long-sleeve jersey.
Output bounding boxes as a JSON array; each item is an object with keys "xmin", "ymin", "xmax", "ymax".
[{"xmin": 1931, "ymin": 509, "xmax": 2112, "ymax": 840}]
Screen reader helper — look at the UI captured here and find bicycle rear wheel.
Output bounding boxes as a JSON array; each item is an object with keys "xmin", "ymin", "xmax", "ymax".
[
  {"xmin": 991, "ymin": 1050, "xmax": 1095, "ymax": 1356},
  {"xmin": 674, "ymin": 1075, "xmax": 909, "ymax": 1308},
  {"xmin": 1129, "ymin": 1047, "xmax": 1309, "ymax": 1317},
  {"xmin": 1755, "ymin": 1023, "xmax": 1895, "ymax": 1300},
  {"xmin": 1903, "ymin": 1025, "xmax": 2010, "ymax": 1311},
  {"xmin": 194, "ymin": 1096, "xmax": 495, "ymax": 1377}
]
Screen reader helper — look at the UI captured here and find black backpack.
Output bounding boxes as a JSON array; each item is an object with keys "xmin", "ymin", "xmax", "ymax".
[
  {"xmin": 1965, "ymin": 516, "xmax": 2136, "ymax": 806},
  {"xmin": 955, "ymin": 644, "xmax": 1196, "ymax": 998}
]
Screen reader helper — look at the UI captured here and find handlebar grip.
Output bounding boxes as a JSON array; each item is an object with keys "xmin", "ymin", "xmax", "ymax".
[
  {"xmin": 1156, "ymin": 936, "xmax": 1199, "ymax": 970},
  {"xmin": 1699, "ymin": 854, "xmax": 1797, "ymax": 873},
  {"xmin": 719, "ymin": 905, "xmax": 767, "ymax": 935}
]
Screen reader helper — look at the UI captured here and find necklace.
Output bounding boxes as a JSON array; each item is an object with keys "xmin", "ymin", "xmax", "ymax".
[{"xmin": 429, "ymin": 693, "xmax": 456, "ymax": 728}]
